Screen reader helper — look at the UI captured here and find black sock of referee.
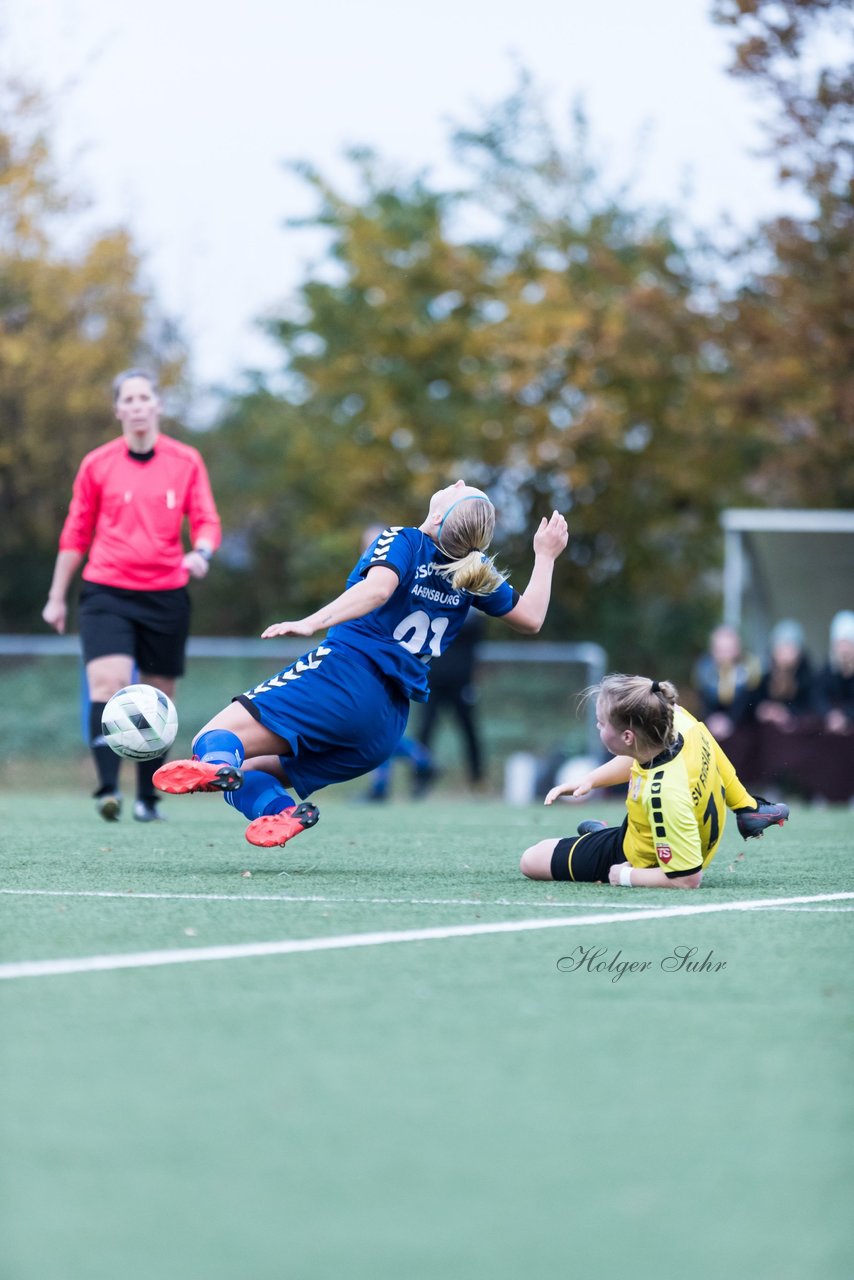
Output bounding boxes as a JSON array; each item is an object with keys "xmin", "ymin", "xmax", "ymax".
[
  {"xmin": 136, "ymin": 755, "xmax": 165, "ymax": 804},
  {"xmin": 89, "ymin": 701, "xmax": 121, "ymax": 796}
]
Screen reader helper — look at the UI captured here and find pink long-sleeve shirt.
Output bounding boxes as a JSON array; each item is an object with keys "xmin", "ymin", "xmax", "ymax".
[{"xmin": 59, "ymin": 435, "xmax": 222, "ymax": 591}]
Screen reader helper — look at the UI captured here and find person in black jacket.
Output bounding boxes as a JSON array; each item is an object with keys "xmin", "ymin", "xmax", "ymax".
[
  {"xmin": 813, "ymin": 610, "xmax": 854, "ymax": 735},
  {"xmin": 415, "ymin": 608, "xmax": 486, "ymax": 791},
  {"xmin": 751, "ymin": 619, "xmax": 814, "ymax": 731}
]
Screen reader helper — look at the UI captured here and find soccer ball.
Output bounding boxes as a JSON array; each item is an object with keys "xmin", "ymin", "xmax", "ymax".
[{"xmin": 101, "ymin": 684, "xmax": 179, "ymax": 761}]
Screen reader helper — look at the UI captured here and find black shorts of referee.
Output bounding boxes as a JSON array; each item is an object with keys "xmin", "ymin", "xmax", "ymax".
[
  {"xmin": 78, "ymin": 583, "xmax": 191, "ymax": 678},
  {"xmin": 550, "ymin": 818, "xmax": 629, "ymax": 882}
]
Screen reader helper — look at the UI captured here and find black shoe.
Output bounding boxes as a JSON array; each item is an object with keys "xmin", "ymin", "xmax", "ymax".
[
  {"xmin": 577, "ymin": 819, "xmax": 607, "ymax": 836},
  {"xmin": 735, "ymin": 798, "xmax": 790, "ymax": 840},
  {"xmin": 411, "ymin": 766, "xmax": 439, "ymax": 799},
  {"xmin": 95, "ymin": 792, "xmax": 122, "ymax": 822},
  {"xmin": 133, "ymin": 799, "xmax": 166, "ymax": 823}
]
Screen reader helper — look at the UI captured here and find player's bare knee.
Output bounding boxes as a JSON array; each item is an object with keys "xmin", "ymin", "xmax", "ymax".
[{"xmin": 520, "ymin": 841, "xmax": 554, "ymax": 880}]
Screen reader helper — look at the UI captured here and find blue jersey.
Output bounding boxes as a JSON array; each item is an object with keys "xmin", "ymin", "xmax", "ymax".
[{"xmin": 327, "ymin": 526, "xmax": 518, "ymax": 701}]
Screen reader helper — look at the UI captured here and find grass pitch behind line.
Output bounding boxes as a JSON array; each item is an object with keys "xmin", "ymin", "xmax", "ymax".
[{"xmin": 1, "ymin": 794, "xmax": 852, "ymax": 1280}]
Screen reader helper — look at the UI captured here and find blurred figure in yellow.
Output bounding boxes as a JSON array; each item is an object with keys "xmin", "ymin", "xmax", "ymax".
[{"xmin": 692, "ymin": 623, "xmax": 760, "ymax": 740}]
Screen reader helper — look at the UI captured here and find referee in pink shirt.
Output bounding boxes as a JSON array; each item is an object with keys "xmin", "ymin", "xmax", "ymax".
[{"xmin": 42, "ymin": 369, "xmax": 221, "ymax": 822}]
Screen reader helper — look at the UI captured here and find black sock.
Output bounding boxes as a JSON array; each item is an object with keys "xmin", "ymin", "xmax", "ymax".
[
  {"xmin": 136, "ymin": 755, "xmax": 165, "ymax": 804},
  {"xmin": 90, "ymin": 701, "xmax": 121, "ymax": 795}
]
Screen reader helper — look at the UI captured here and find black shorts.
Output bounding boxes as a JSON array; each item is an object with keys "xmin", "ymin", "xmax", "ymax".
[
  {"xmin": 551, "ymin": 818, "xmax": 629, "ymax": 882},
  {"xmin": 78, "ymin": 583, "xmax": 191, "ymax": 678}
]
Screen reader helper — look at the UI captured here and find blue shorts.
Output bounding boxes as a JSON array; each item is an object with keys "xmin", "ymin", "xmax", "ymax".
[{"xmin": 234, "ymin": 641, "xmax": 409, "ymax": 798}]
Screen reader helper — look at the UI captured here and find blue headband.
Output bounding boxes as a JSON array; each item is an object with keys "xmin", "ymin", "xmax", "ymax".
[{"xmin": 436, "ymin": 494, "xmax": 490, "ymax": 548}]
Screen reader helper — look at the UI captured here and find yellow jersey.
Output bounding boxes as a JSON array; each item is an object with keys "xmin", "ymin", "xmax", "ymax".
[{"xmin": 624, "ymin": 706, "xmax": 754, "ymax": 876}]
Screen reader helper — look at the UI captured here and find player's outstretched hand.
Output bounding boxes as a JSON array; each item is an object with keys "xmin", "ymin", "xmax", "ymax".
[
  {"xmin": 261, "ymin": 619, "xmax": 317, "ymax": 639},
  {"xmin": 544, "ymin": 778, "xmax": 592, "ymax": 805},
  {"xmin": 533, "ymin": 511, "xmax": 568, "ymax": 560}
]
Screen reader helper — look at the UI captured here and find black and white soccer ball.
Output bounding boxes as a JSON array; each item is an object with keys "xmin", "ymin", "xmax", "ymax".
[{"xmin": 101, "ymin": 684, "xmax": 179, "ymax": 761}]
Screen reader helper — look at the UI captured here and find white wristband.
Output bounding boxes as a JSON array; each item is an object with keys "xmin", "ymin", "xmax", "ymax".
[{"xmin": 619, "ymin": 863, "xmax": 633, "ymax": 887}]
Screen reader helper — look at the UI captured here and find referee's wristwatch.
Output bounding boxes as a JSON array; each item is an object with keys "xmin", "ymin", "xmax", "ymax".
[{"xmin": 193, "ymin": 546, "xmax": 213, "ymax": 562}]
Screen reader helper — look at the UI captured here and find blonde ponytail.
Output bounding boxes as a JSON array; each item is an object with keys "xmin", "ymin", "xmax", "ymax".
[
  {"xmin": 435, "ymin": 493, "xmax": 507, "ymax": 596},
  {"xmin": 437, "ymin": 549, "xmax": 508, "ymax": 596}
]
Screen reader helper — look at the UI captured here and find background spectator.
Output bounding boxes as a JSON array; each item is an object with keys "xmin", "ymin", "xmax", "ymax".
[
  {"xmin": 752, "ymin": 619, "xmax": 814, "ymax": 732},
  {"xmin": 415, "ymin": 609, "xmax": 486, "ymax": 790},
  {"xmin": 813, "ymin": 609, "xmax": 854, "ymax": 735},
  {"xmin": 358, "ymin": 523, "xmax": 436, "ymax": 801},
  {"xmin": 692, "ymin": 623, "xmax": 760, "ymax": 739},
  {"xmin": 361, "ymin": 737, "xmax": 435, "ymax": 802}
]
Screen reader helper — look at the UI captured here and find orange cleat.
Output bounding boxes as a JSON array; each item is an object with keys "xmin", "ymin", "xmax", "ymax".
[
  {"xmin": 153, "ymin": 759, "xmax": 244, "ymax": 794},
  {"xmin": 245, "ymin": 802, "xmax": 320, "ymax": 848}
]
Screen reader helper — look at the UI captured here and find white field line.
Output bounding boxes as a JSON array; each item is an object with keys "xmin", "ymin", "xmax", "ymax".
[
  {"xmin": 0, "ymin": 888, "xmax": 663, "ymax": 910},
  {"xmin": 1, "ymin": 892, "xmax": 852, "ymax": 982},
  {"xmin": 754, "ymin": 905, "xmax": 854, "ymax": 913}
]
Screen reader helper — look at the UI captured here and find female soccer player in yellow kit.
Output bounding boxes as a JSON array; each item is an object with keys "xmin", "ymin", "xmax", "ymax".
[{"xmin": 520, "ymin": 674, "xmax": 789, "ymax": 889}]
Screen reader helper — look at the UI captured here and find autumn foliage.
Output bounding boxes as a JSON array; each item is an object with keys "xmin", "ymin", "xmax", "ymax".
[{"xmin": 2, "ymin": 1, "xmax": 852, "ymax": 676}]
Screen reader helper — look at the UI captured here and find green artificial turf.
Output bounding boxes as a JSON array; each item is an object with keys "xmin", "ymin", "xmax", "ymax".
[{"xmin": 1, "ymin": 792, "xmax": 852, "ymax": 1280}]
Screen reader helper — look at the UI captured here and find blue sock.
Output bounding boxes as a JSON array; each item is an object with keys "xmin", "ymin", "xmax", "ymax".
[
  {"xmin": 367, "ymin": 758, "xmax": 392, "ymax": 798},
  {"xmin": 224, "ymin": 769, "xmax": 295, "ymax": 820},
  {"xmin": 398, "ymin": 737, "xmax": 432, "ymax": 771},
  {"xmin": 194, "ymin": 729, "xmax": 245, "ymax": 768}
]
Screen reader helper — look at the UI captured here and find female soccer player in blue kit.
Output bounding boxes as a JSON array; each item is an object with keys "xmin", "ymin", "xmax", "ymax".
[{"xmin": 155, "ymin": 481, "xmax": 568, "ymax": 847}]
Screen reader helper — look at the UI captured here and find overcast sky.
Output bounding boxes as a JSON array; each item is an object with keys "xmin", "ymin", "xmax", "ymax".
[{"xmin": 4, "ymin": 0, "xmax": 798, "ymax": 399}]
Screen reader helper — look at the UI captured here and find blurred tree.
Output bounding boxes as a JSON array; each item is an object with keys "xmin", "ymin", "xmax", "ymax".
[
  {"xmin": 713, "ymin": 0, "xmax": 852, "ymax": 193},
  {"xmin": 712, "ymin": 0, "xmax": 854, "ymax": 506},
  {"xmin": 0, "ymin": 78, "xmax": 183, "ymax": 627},
  {"xmin": 446, "ymin": 88, "xmax": 744, "ymax": 663},
  {"xmin": 202, "ymin": 156, "xmax": 507, "ymax": 633},
  {"xmin": 206, "ymin": 87, "xmax": 738, "ymax": 668}
]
